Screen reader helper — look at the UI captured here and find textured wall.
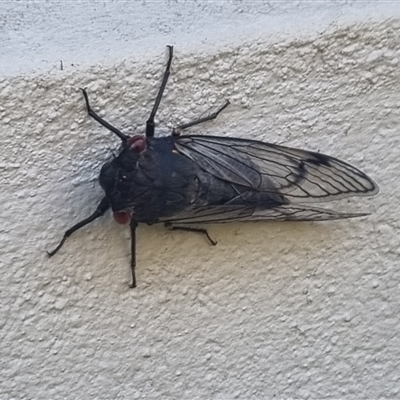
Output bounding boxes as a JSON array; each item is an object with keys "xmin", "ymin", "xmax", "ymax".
[{"xmin": 1, "ymin": 2, "xmax": 399, "ymax": 399}]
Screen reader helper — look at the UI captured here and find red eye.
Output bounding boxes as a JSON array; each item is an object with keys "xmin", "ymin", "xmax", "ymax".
[
  {"xmin": 113, "ymin": 211, "xmax": 131, "ymax": 225},
  {"xmin": 127, "ymin": 135, "xmax": 146, "ymax": 153}
]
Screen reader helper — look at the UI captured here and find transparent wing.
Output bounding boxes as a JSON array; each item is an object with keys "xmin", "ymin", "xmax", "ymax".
[
  {"xmin": 160, "ymin": 203, "xmax": 369, "ymax": 224},
  {"xmin": 173, "ymin": 135, "xmax": 378, "ymax": 203}
]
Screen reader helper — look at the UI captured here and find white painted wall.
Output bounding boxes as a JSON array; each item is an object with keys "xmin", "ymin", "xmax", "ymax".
[{"xmin": 1, "ymin": 1, "xmax": 399, "ymax": 399}]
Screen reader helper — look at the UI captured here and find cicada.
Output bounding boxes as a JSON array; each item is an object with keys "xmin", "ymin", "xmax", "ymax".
[{"xmin": 48, "ymin": 46, "xmax": 378, "ymax": 287}]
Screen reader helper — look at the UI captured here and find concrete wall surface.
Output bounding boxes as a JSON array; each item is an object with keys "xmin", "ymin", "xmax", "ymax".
[{"xmin": 1, "ymin": 1, "xmax": 399, "ymax": 399}]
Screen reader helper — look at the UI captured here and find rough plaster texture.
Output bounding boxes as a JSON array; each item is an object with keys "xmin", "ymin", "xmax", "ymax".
[{"xmin": 1, "ymin": 1, "xmax": 399, "ymax": 399}]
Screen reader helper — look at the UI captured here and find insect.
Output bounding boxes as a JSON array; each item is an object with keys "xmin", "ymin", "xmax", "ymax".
[{"xmin": 48, "ymin": 45, "xmax": 379, "ymax": 287}]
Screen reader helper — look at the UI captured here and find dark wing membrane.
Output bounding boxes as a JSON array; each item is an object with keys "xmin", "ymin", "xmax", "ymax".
[
  {"xmin": 160, "ymin": 204, "xmax": 369, "ymax": 224},
  {"xmin": 173, "ymin": 135, "xmax": 378, "ymax": 203}
]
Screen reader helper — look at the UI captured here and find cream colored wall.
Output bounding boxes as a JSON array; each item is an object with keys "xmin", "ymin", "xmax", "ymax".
[{"xmin": 1, "ymin": 2, "xmax": 398, "ymax": 399}]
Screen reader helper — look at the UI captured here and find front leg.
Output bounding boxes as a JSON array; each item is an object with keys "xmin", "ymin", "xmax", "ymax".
[
  {"xmin": 48, "ymin": 197, "xmax": 110, "ymax": 257},
  {"xmin": 80, "ymin": 88, "xmax": 129, "ymax": 142},
  {"xmin": 129, "ymin": 221, "xmax": 139, "ymax": 288}
]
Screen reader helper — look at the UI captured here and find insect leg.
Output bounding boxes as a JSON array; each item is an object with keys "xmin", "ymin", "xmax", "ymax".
[
  {"xmin": 172, "ymin": 100, "xmax": 230, "ymax": 136},
  {"xmin": 165, "ymin": 223, "xmax": 217, "ymax": 246},
  {"xmin": 146, "ymin": 45, "xmax": 174, "ymax": 138},
  {"xmin": 48, "ymin": 197, "xmax": 110, "ymax": 257},
  {"xmin": 80, "ymin": 88, "xmax": 129, "ymax": 142},
  {"xmin": 129, "ymin": 221, "xmax": 139, "ymax": 288}
]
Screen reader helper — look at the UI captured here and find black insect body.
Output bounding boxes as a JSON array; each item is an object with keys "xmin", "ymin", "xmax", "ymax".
[{"xmin": 48, "ymin": 46, "xmax": 379, "ymax": 287}]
